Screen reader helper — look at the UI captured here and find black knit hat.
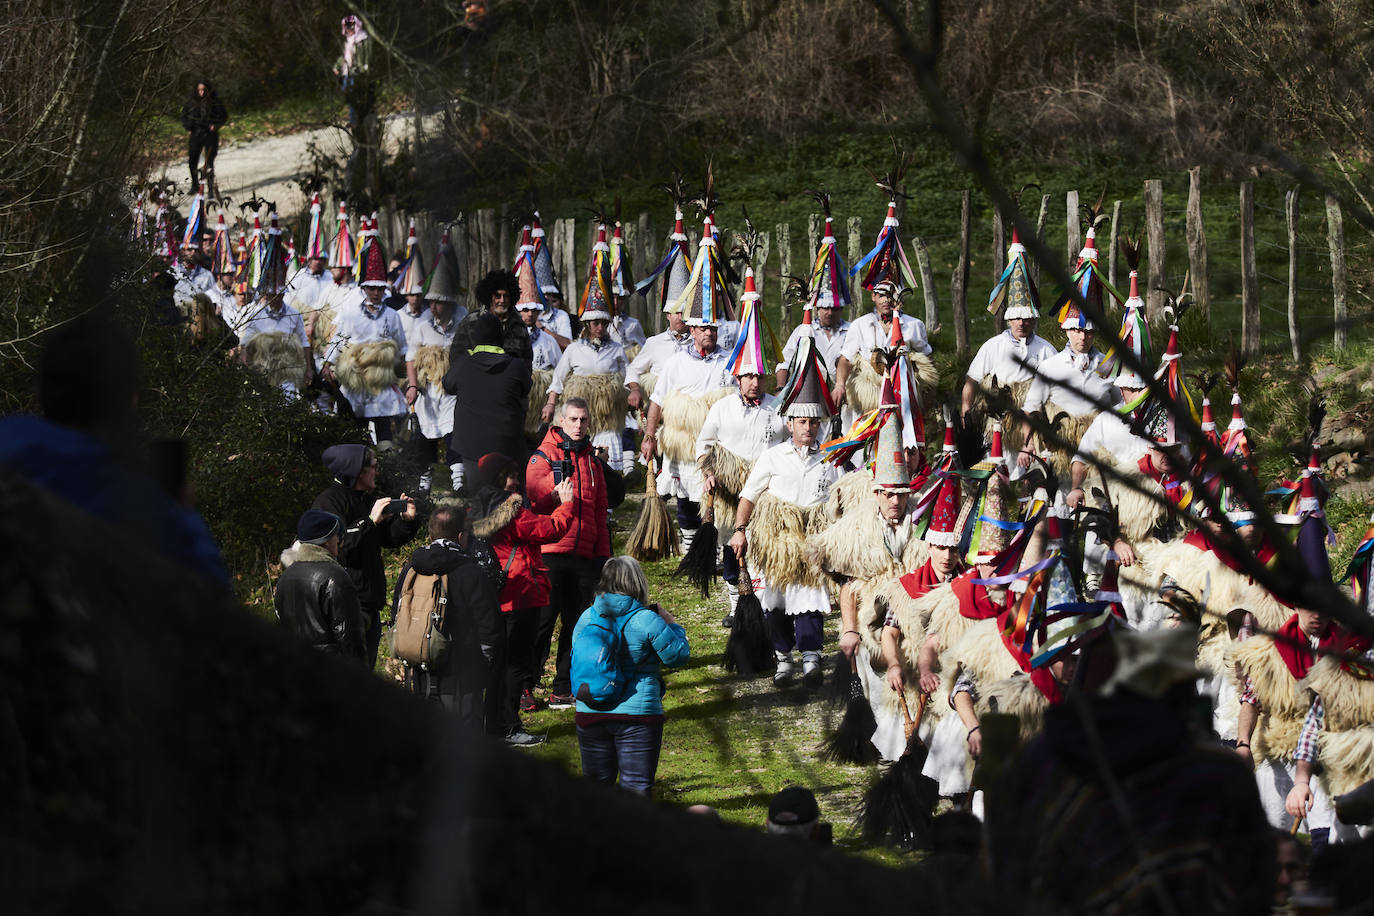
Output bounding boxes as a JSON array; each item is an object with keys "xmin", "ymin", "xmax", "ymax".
[
  {"xmin": 322, "ymin": 443, "xmax": 370, "ymax": 485},
  {"xmin": 297, "ymin": 509, "xmax": 342, "ymax": 544}
]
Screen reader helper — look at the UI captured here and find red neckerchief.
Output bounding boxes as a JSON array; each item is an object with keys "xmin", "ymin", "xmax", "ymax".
[
  {"xmin": 899, "ymin": 558, "xmax": 960, "ymax": 600},
  {"xmin": 1274, "ymin": 615, "xmax": 1371, "ymax": 680},
  {"xmin": 1030, "ymin": 668, "xmax": 1065, "ymax": 704},
  {"xmin": 1183, "ymin": 529, "xmax": 1278, "ymax": 579},
  {"xmin": 952, "ymin": 569, "xmax": 1007, "ymax": 620}
]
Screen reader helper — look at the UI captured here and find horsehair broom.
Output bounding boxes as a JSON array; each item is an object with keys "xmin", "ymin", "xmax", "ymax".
[
  {"xmin": 626, "ymin": 456, "xmax": 677, "ymax": 562},
  {"xmin": 820, "ymin": 655, "xmax": 880, "ymax": 765},
  {"xmin": 857, "ymin": 691, "xmax": 938, "ymax": 850},
  {"xmin": 722, "ymin": 556, "xmax": 772, "ymax": 675},
  {"xmin": 676, "ymin": 490, "xmax": 718, "ymax": 597}
]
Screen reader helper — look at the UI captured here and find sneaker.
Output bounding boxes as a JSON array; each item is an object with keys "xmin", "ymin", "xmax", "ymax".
[
  {"xmin": 773, "ymin": 653, "xmax": 796, "ymax": 688},
  {"xmin": 801, "ymin": 655, "xmax": 824, "ymax": 691},
  {"xmin": 519, "ymin": 689, "xmax": 537, "ymax": 713},
  {"xmin": 504, "ymin": 730, "xmax": 547, "ymax": 747},
  {"xmin": 547, "ymin": 693, "xmax": 576, "ymax": 709}
]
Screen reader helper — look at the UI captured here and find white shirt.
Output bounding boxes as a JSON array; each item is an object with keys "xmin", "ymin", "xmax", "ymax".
[
  {"xmin": 627, "ymin": 329, "xmax": 688, "ymax": 386},
  {"xmin": 284, "ymin": 268, "xmax": 332, "ymax": 313},
  {"xmin": 782, "ymin": 320, "xmax": 850, "ymax": 381},
  {"xmin": 540, "ymin": 306, "xmax": 572, "ymax": 340},
  {"xmin": 528, "ymin": 326, "xmax": 563, "ymax": 371},
  {"xmin": 609, "ymin": 314, "xmax": 647, "ymax": 349},
  {"xmin": 740, "ymin": 440, "xmax": 839, "ymax": 509},
  {"xmin": 841, "ymin": 312, "xmax": 932, "ymax": 361},
  {"xmin": 326, "ymin": 298, "xmax": 409, "ymax": 418},
  {"xmin": 172, "ymin": 263, "xmax": 214, "ymax": 307},
  {"xmin": 966, "ymin": 329, "xmax": 1056, "ymax": 384},
  {"xmin": 410, "ymin": 314, "xmax": 458, "ymax": 439},
  {"xmin": 1022, "ymin": 346, "xmax": 1117, "ymax": 417},
  {"xmin": 549, "ymin": 337, "xmax": 628, "ymax": 394},
  {"xmin": 695, "ymin": 393, "xmax": 786, "ymax": 463},
  {"xmin": 650, "ymin": 345, "xmax": 737, "ymax": 405},
  {"xmin": 238, "ymin": 301, "xmax": 309, "ymax": 349},
  {"xmin": 397, "ymin": 305, "xmax": 430, "ymax": 359},
  {"xmin": 315, "ymin": 280, "xmax": 361, "ymax": 316},
  {"xmin": 1074, "ymin": 409, "xmax": 1153, "ymax": 467},
  {"xmin": 208, "ymin": 285, "xmax": 238, "ymax": 328}
]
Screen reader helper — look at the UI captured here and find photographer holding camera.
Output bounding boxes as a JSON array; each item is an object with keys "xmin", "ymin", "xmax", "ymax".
[
  {"xmin": 314, "ymin": 443, "xmax": 421, "ymax": 666},
  {"xmin": 525, "ymin": 398, "xmax": 611, "ymax": 709}
]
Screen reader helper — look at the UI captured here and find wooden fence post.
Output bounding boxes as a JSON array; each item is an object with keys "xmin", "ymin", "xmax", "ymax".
[
  {"xmin": 479, "ymin": 209, "xmax": 499, "ymax": 288},
  {"xmin": 807, "ymin": 213, "xmax": 821, "ymax": 265},
  {"xmin": 952, "ymin": 190, "xmax": 972, "ymax": 357},
  {"xmin": 1108, "ymin": 200, "xmax": 1123, "ymax": 289},
  {"xmin": 991, "ymin": 208, "xmax": 1006, "ymax": 334},
  {"xmin": 1239, "ymin": 182, "xmax": 1260, "ymax": 357},
  {"xmin": 1186, "ymin": 167, "xmax": 1210, "ymax": 329},
  {"xmin": 453, "ymin": 218, "xmax": 474, "ymax": 312},
  {"xmin": 566, "ymin": 219, "xmax": 581, "ymax": 296},
  {"xmin": 913, "ymin": 235, "xmax": 939, "ymax": 332},
  {"xmin": 847, "ymin": 216, "xmax": 863, "ymax": 321},
  {"xmin": 1144, "ymin": 179, "xmax": 1166, "ymax": 323},
  {"xmin": 1327, "ymin": 194, "xmax": 1348, "ymax": 351},
  {"xmin": 1065, "ymin": 190, "xmax": 1080, "ymax": 267},
  {"xmin": 1286, "ymin": 187, "xmax": 1301, "ymax": 361},
  {"xmin": 1031, "ymin": 194, "xmax": 1050, "ymax": 286},
  {"xmin": 497, "ymin": 203, "xmax": 511, "ymax": 270},
  {"xmin": 637, "ymin": 212, "xmax": 659, "ymax": 333},
  {"xmin": 755, "ymin": 230, "xmax": 772, "ymax": 331},
  {"xmin": 776, "ymin": 222, "xmax": 792, "ymax": 332}
]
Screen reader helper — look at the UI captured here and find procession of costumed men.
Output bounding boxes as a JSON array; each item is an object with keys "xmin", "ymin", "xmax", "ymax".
[{"xmin": 139, "ymin": 168, "xmax": 1374, "ymax": 851}]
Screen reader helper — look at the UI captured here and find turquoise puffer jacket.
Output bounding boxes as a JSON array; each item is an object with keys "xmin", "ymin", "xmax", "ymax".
[{"xmin": 571, "ymin": 592, "xmax": 690, "ymax": 716}]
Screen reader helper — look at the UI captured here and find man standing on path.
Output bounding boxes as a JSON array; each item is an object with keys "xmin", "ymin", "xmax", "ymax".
[
  {"xmin": 525, "ymin": 399, "xmax": 610, "ymax": 709},
  {"xmin": 180, "ymin": 80, "xmax": 226, "ymax": 186}
]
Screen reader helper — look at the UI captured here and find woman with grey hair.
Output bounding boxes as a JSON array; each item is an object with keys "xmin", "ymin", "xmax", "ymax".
[{"xmin": 570, "ymin": 556, "xmax": 689, "ymax": 795}]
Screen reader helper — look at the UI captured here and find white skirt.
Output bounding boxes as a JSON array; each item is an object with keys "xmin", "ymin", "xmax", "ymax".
[
  {"xmin": 853, "ymin": 646, "xmax": 908, "ymax": 762},
  {"xmin": 921, "ymin": 711, "xmax": 973, "ymax": 797}
]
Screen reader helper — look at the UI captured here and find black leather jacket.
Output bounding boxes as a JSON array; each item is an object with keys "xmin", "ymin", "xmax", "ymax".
[{"xmin": 274, "ymin": 543, "xmax": 367, "ymax": 663}]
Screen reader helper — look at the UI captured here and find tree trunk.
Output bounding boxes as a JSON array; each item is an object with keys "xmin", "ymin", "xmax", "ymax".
[
  {"xmin": 1108, "ymin": 200, "xmax": 1123, "ymax": 289},
  {"xmin": 991, "ymin": 208, "xmax": 1006, "ymax": 334},
  {"xmin": 776, "ymin": 222, "xmax": 792, "ymax": 333},
  {"xmin": 1031, "ymin": 194, "xmax": 1050, "ymax": 286},
  {"xmin": 913, "ymin": 235, "xmax": 939, "ymax": 332},
  {"xmin": 1327, "ymin": 194, "xmax": 1348, "ymax": 351}
]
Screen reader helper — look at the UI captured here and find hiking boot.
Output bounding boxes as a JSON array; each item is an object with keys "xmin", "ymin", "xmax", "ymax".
[
  {"xmin": 504, "ymin": 730, "xmax": 547, "ymax": 748},
  {"xmin": 547, "ymin": 693, "xmax": 576, "ymax": 709},
  {"xmin": 519, "ymin": 689, "xmax": 537, "ymax": 713},
  {"xmin": 801, "ymin": 651, "xmax": 824, "ymax": 691},
  {"xmin": 773, "ymin": 652, "xmax": 796, "ymax": 688}
]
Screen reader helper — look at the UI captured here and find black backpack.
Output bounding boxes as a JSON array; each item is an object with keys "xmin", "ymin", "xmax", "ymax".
[{"xmin": 467, "ymin": 536, "xmax": 515, "ymax": 591}]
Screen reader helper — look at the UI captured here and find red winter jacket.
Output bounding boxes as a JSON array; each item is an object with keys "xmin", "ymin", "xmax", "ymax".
[
  {"xmin": 526, "ymin": 426, "xmax": 610, "ymax": 559},
  {"xmin": 470, "ymin": 491, "xmax": 576, "ymax": 613}
]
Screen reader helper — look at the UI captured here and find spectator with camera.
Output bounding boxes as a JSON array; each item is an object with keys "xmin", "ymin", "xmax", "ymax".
[
  {"xmin": 313, "ymin": 443, "xmax": 420, "ymax": 666},
  {"xmin": 526, "ymin": 398, "xmax": 611, "ymax": 708},
  {"xmin": 468, "ymin": 452, "xmax": 577, "ymax": 745}
]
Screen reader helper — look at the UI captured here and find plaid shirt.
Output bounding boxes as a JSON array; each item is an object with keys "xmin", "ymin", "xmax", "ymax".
[
  {"xmin": 1292, "ymin": 648, "xmax": 1374, "ymax": 763},
  {"xmin": 1293, "ymin": 695, "xmax": 1324, "ymax": 763}
]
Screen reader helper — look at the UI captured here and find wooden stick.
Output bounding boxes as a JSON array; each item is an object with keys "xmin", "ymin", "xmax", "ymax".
[
  {"xmin": 1290, "ymin": 815, "xmax": 1303, "ymax": 835},
  {"xmin": 898, "ymin": 691, "xmax": 930, "ymax": 742}
]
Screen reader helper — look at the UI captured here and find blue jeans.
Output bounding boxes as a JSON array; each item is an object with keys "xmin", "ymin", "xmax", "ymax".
[{"xmin": 577, "ymin": 718, "xmax": 665, "ymax": 795}]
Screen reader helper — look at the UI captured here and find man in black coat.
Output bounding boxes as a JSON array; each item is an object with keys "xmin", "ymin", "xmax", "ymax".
[
  {"xmin": 312, "ymin": 444, "xmax": 420, "ymax": 666},
  {"xmin": 274, "ymin": 509, "xmax": 366, "ymax": 663},
  {"xmin": 391, "ymin": 505, "xmax": 502, "ymax": 729},
  {"xmin": 444, "ymin": 312, "xmax": 532, "ymax": 489},
  {"xmin": 180, "ymin": 79, "xmax": 228, "ymax": 186}
]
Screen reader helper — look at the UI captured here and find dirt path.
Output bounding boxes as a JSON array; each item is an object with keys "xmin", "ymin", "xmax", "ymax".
[{"xmin": 161, "ymin": 109, "xmax": 442, "ymax": 215}]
